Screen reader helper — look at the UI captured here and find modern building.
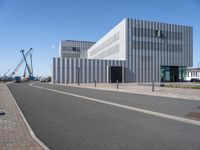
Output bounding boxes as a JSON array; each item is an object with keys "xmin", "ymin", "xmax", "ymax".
[
  {"xmin": 59, "ymin": 40, "xmax": 95, "ymax": 58},
  {"xmin": 186, "ymin": 68, "xmax": 200, "ymax": 81},
  {"xmin": 53, "ymin": 18, "xmax": 193, "ymax": 84}
]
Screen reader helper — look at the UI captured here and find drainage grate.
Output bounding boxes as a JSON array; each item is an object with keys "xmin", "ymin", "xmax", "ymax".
[{"xmin": 185, "ymin": 112, "xmax": 200, "ymax": 121}]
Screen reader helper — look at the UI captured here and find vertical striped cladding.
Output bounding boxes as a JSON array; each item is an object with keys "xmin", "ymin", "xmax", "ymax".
[
  {"xmin": 52, "ymin": 57, "xmax": 125, "ymax": 83},
  {"xmin": 59, "ymin": 40, "xmax": 95, "ymax": 58},
  {"xmin": 53, "ymin": 18, "xmax": 192, "ymax": 83},
  {"xmin": 125, "ymin": 18, "xmax": 193, "ymax": 82}
]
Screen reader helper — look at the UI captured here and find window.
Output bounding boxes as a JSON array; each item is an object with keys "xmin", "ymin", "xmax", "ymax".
[
  {"xmin": 187, "ymin": 72, "xmax": 189, "ymax": 77},
  {"xmin": 191, "ymin": 72, "xmax": 196, "ymax": 77},
  {"xmin": 155, "ymin": 30, "xmax": 162, "ymax": 38},
  {"xmin": 72, "ymin": 47, "xmax": 76, "ymax": 51},
  {"xmin": 71, "ymin": 47, "xmax": 80, "ymax": 52}
]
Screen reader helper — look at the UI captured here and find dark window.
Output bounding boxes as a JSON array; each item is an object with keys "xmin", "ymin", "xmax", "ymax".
[
  {"xmin": 155, "ymin": 30, "xmax": 162, "ymax": 37},
  {"xmin": 72, "ymin": 47, "xmax": 80, "ymax": 52}
]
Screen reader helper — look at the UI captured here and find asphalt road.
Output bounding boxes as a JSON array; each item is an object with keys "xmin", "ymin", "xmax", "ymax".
[{"xmin": 8, "ymin": 82, "xmax": 200, "ymax": 150}]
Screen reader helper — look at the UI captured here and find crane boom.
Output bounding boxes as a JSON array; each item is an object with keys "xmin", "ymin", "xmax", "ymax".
[
  {"xmin": 9, "ymin": 48, "xmax": 33, "ymax": 77},
  {"xmin": 30, "ymin": 53, "xmax": 33, "ymax": 75},
  {"xmin": 4, "ymin": 69, "xmax": 10, "ymax": 77},
  {"xmin": 20, "ymin": 50, "xmax": 32, "ymax": 76}
]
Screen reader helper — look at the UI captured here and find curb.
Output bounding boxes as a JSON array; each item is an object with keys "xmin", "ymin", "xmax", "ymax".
[
  {"xmin": 5, "ymin": 84, "xmax": 49, "ymax": 150},
  {"xmin": 51, "ymin": 83, "xmax": 200, "ymax": 101}
]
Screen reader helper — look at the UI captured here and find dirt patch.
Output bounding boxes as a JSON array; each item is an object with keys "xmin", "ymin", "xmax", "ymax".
[{"xmin": 185, "ymin": 112, "xmax": 200, "ymax": 121}]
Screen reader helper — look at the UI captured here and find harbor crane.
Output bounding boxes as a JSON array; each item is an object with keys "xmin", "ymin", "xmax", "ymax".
[
  {"xmin": 20, "ymin": 50, "xmax": 32, "ymax": 76},
  {"xmin": 9, "ymin": 48, "xmax": 34, "ymax": 80}
]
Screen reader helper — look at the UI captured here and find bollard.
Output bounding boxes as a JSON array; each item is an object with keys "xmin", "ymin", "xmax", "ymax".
[
  {"xmin": 77, "ymin": 66, "xmax": 80, "ymax": 86},
  {"xmin": 152, "ymin": 80, "xmax": 154, "ymax": 92},
  {"xmin": 94, "ymin": 80, "xmax": 96, "ymax": 87},
  {"xmin": 117, "ymin": 80, "xmax": 119, "ymax": 89}
]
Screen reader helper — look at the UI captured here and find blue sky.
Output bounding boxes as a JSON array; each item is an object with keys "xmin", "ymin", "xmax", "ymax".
[{"xmin": 0, "ymin": 0, "xmax": 199, "ymax": 76}]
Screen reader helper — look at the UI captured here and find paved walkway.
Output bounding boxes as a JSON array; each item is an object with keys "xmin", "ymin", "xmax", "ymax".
[
  {"xmin": 62, "ymin": 83, "xmax": 200, "ymax": 101},
  {"xmin": 0, "ymin": 83, "xmax": 47, "ymax": 150}
]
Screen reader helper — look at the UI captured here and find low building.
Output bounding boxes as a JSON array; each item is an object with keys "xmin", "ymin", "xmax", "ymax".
[
  {"xmin": 53, "ymin": 18, "xmax": 193, "ymax": 84},
  {"xmin": 186, "ymin": 68, "xmax": 200, "ymax": 81}
]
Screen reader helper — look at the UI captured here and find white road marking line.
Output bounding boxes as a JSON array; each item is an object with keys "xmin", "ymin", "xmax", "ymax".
[{"xmin": 30, "ymin": 83, "xmax": 200, "ymax": 127}]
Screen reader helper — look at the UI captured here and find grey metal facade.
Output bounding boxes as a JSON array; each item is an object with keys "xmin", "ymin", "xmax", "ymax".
[
  {"xmin": 59, "ymin": 40, "xmax": 95, "ymax": 58},
  {"xmin": 53, "ymin": 18, "xmax": 193, "ymax": 83},
  {"xmin": 125, "ymin": 19, "xmax": 193, "ymax": 82},
  {"xmin": 53, "ymin": 57, "xmax": 125, "ymax": 83}
]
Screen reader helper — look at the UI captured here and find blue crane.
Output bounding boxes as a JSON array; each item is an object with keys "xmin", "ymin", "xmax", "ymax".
[
  {"xmin": 30, "ymin": 53, "xmax": 33, "ymax": 75},
  {"xmin": 20, "ymin": 49, "xmax": 34, "ymax": 80},
  {"xmin": 9, "ymin": 48, "xmax": 33, "ymax": 78}
]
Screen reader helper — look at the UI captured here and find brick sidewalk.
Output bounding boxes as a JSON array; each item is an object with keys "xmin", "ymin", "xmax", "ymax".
[
  {"xmin": 0, "ymin": 83, "xmax": 48, "ymax": 150},
  {"xmin": 62, "ymin": 83, "xmax": 200, "ymax": 101}
]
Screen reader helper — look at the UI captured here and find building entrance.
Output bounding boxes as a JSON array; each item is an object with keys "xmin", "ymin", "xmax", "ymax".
[
  {"xmin": 171, "ymin": 66, "xmax": 178, "ymax": 82},
  {"xmin": 161, "ymin": 66, "xmax": 186, "ymax": 82},
  {"xmin": 109, "ymin": 66, "xmax": 122, "ymax": 83}
]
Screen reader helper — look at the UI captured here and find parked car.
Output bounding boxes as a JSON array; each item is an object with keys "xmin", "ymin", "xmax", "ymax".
[
  {"xmin": 191, "ymin": 78, "xmax": 200, "ymax": 82},
  {"xmin": 40, "ymin": 77, "xmax": 48, "ymax": 82},
  {"xmin": 47, "ymin": 76, "xmax": 51, "ymax": 82},
  {"xmin": 14, "ymin": 76, "xmax": 21, "ymax": 83}
]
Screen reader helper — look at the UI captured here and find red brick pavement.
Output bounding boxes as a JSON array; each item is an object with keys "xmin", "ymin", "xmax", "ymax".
[{"xmin": 0, "ymin": 83, "xmax": 48, "ymax": 150}]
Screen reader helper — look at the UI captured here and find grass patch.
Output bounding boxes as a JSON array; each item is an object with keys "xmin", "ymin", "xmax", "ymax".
[{"xmin": 163, "ymin": 84, "xmax": 200, "ymax": 89}]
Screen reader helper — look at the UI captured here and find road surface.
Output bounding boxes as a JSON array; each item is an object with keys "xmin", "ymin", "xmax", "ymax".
[{"xmin": 8, "ymin": 82, "xmax": 200, "ymax": 150}]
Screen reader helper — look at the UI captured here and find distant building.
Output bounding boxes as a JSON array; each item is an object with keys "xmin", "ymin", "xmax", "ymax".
[
  {"xmin": 53, "ymin": 18, "xmax": 193, "ymax": 83},
  {"xmin": 186, "ymin": 68, "xmax": 200, "ymax": 81},
  {"xmin": 59, "ymin": 40, "xmax": 95, "ymax": 58}
]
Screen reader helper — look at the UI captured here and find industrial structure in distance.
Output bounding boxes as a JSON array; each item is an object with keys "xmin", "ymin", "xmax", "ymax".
[{"xmin": 1, "ymin": 48, "xmax": 36, "ymax": 82}]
